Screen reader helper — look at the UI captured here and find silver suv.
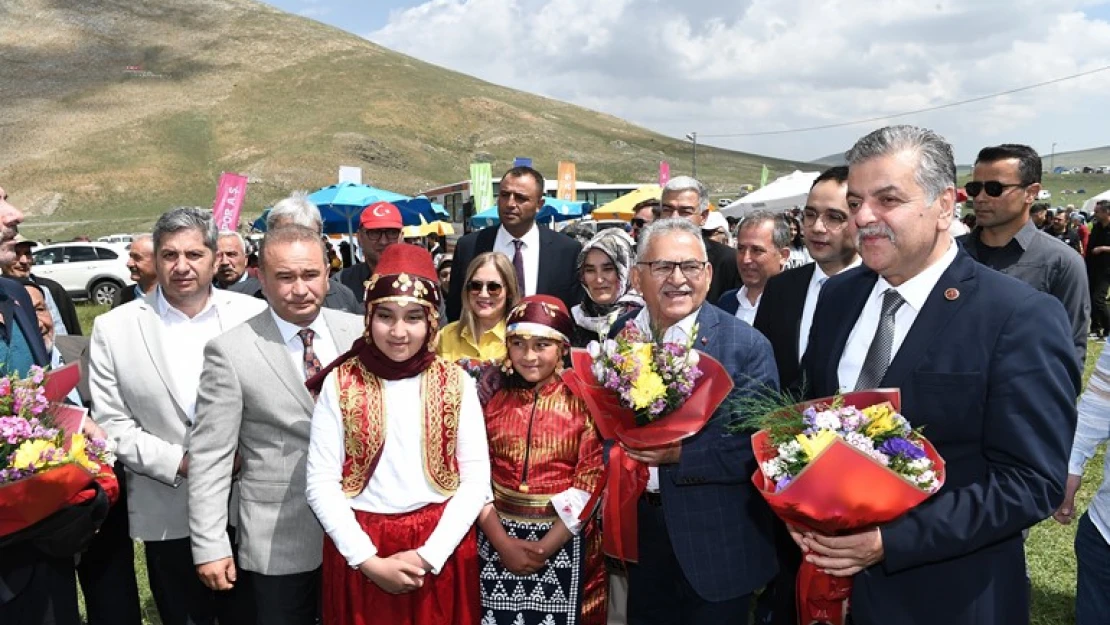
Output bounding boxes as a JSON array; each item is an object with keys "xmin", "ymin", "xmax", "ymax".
[{"xmin": 31, "ymin": 242, "xmax": 131, "ymax": 305}]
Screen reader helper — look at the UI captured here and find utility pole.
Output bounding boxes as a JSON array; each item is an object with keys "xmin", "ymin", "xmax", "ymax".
[
  {"xmin": 1050, "ymin": 142, "xmax": 1057, "ymax": 173},
  {"xmin": 685, "ymin": 132, "xmax": 698, "ymax": 179}
]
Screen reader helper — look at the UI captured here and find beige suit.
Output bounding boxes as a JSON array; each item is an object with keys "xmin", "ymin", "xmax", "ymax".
[
  {"xmin": 188, "ymin": 308, "xmax": 363, "ymax": 575},
  {"xmin": 89, "ymin": 289, "xmax": 267, "ymax": 540}
]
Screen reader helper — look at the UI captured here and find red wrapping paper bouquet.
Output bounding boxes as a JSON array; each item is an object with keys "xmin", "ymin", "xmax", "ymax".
[
  {"xmin": 561, "ymin": 323, "xmax": 734, "ymax": 563},
  {"xmin": 0, "ymin": 364, "xmax": 118, "ymax": 537},
  {"xmin": 746, "ymin": 389, "xmax": 945, "ymax": 625}
]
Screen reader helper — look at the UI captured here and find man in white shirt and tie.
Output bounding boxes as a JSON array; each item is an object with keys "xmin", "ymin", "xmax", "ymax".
[
  {"xmin": 188, "ymin": 225, "xmax": 363, "ymax": 625},
  {"xmin": 716, "ymin": 210, "xmax": 792, "ymax": 325},
  {"xmin": 446, "ymin": 166, "xmax": 582, "ymax": 320},
  {"xmin": 89, "ymin": 207, "xmax": 268, "ymax": 625}
]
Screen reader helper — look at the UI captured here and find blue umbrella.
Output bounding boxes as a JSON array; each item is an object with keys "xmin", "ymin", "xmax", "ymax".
[
  {"xmin": 253, "ymin": 183, "xmax": 442, "ymax": 234},
  {"xmin": 468, "ymin": 198, "xmax": 592, "ymax": 228}
]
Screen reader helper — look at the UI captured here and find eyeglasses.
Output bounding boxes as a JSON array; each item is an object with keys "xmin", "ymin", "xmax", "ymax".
[
  {"xmin": 631, "ymin": 218, "xmax": 647, "ymax": 228},
  {"xmin": 363, "ymin": 229, "xmax": 402, "ymax": 242},
  {"xmin": 660, "ymin": 205, "xmax": 699, "ymax": 218},
  {"xmin": 801, "ymin": 207, "xmax": 850, "ymax": 232},
  {"xmin": 637, "ymin": 260, "xmax": 707, "ymax": 279},
  {"xmin": 467, "ymin": 280, "xmax": 503, "ymax": 295},
  {"xmin": 964, "ymin": 181, "xmax": 1026, "ymax": 198}
]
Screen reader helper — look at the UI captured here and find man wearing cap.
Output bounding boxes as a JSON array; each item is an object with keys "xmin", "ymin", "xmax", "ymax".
[
  {"xmin": 446, "ymin": 166, "xmax": 582, "ymax": 321},
  {"xmin": 701, "ymin": 211, "xmax": 730, "ymax": 246},
  {"xmin": 337, "ymin": 201, "xmax": 402, "ymax": 304},
  {"xmin": 2, "ymin": 235, "xmax": 81, "ymax": 335}
]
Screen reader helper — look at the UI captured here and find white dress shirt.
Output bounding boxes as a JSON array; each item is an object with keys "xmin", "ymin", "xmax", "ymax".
[
  {"xmin": 631, "ymin": 306, "xmax": 699, "ymax": 492},
  {"xmin": 269, "ymin": 310, "xmax": 340, "ymax": 380},
  {"xmin": 733, "ymin": 286, "xmax": 761, "ymax": 325},
  {"xmin": 493, "ymin": 224, "xmax": 540, "ymax": 296},
  {"xmin": 798, "ymin": 257, "xmax": 863, "ymax": 361},
  {"xmin": 837, "ymin": 242, "xmax": 958, "ymax": 392},
  {"xmin": 155, "ymin": 287, "xmax": 224, "ymax": 423},
  {"xmin": 306, "ymin": 369, "xmax": 492, "ymax": 573}
]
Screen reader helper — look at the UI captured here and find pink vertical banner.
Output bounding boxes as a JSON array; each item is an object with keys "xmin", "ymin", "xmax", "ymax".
[
  {"xmin": 659, "ymin": 161, "xmax": 671, "ymax": 186},
  {"xmin": 211, "ymin": 173, "xmax": 248, "ymax": 232}
]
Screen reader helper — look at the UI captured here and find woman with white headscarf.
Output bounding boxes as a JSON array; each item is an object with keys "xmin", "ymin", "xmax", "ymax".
[{"xmin": 570, "ymin": 228, "xmax": 643, "ymax": 347}]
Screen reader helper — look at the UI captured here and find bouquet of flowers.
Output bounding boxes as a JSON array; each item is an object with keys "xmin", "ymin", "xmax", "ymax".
[
  {"xmin": 744, "ymin": 389, "xmax": 945, "ymax": 625},
  {"xmin": 0, "ymin": 365, "xmax": 117, "ymax": 537},
  {"xmin": 562, "ymin": 323, "xmax": 734, "ymax": 562}
]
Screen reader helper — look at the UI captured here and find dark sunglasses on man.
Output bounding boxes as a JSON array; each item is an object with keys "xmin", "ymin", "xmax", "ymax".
[
  {"xmin": 467, "ymin": 280, "xmax": 503, "ymax": 295},
  {"xmin": 964, "ymin": 180, "xmax": 1027, "ymax": 198},
  {"xmin": 630, "ymin": 218, "xmax": 647, "ymax": 228}
]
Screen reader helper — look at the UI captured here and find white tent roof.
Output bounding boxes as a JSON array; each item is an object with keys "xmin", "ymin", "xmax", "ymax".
[
  {"xmin": 719, "ymin": 171, "xmax": 821, "ymax": 218},
  {"xmin": 1082, "ymin": 188, "xmax": 1110, "ymax": 213}
]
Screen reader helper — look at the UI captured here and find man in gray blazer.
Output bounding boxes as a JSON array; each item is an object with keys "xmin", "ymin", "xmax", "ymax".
[
  {"xmin": 188, "ymin": 225, "xmax": 363, "ymax": 625},
  {"xmin": 89, "ymin": 208, "xmax": 267, "ymax": 625}
]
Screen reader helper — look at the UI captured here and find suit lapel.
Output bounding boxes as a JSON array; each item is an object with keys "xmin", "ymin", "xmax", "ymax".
[
  {"xmin": 254, "ymin": 313, "xmax": 315, "ymax": 413},
  {"xmin": 827, "ymin": 270, "xmax": 877, "ymax": 391},
  {"xmin": 880, "ymin": 252, "xmax": 977, "ymax": 387},
  {"xmin": 535, "ymin": 227, "xmax": 553, "ymax": 295},
  {"xmin": 693, "ymin": 305, "xmax": 721, "ymax": 355},
  {"xmin": 136, "ymin": 299, "xmax": 188, "ymax": 415},
  {"xmin": 785, "ymin": 265, "xmax": 815, "ymax": 359},
  {"xmin": 323, "ymin": 310, "xmax": 363, "ymax": 356}
]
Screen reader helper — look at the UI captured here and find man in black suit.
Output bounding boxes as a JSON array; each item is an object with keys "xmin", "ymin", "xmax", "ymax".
[
  {"xmin": 446, "ymin": 166, "xmax": 582, "ymax": 320},
  {"xmin": 748, "ymin": 166, "xmax": 858, "ymax": 625},
  {"xmin": 716, "ymin": 210, "xmax": 791, "ymax": 324},
  {"xmin": 797, "ymin": 125, "xmax": 1078, "ymax": 625},
  {"xmin": 752, "ymin": 166, "xmax": 859, "ymax": 394},
  {"xmin": 659, "ymin": 176, "xmax": 740, "ymax": 303},
  {"xmin": 214, "ymin": 232, "xmax": 260, "ymax": 295},
  {"xmin": 113, "ymin": 233, "xmax": 157, "ymax": 308}
]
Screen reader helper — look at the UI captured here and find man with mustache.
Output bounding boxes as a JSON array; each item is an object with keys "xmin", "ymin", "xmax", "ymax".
[
  {"xmin": 957, "ymin": 144, "xmax": 1089, "ymax": 365},
  {"xmin": 214, "ymin": 231, "xmax": 260, "ymax": 295},
  {"xmin": 610, "ymin": 218, "xmax": 778, "ymax": 625},
  {"xmin": 797, "ymin": 125, "xmax": 1078, "ymax": 625},
  {"xmin": 446, "ymin": 166, "xmax": 582, "ymax": 320}
]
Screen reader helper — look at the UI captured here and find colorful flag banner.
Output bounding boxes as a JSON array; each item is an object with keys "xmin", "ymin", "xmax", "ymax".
[
  {"xmin": 557, "ymin": 161, "xmax": 577, "ymax": 201},
  {"xmin": 211, "ymin": 172, "xmax": 248, "ymax": 233},
  {"xmin": 760, "ymin": 165, "xmax": 770, "ymax": 188},
  {"xmin": 659, "ymin": 161, "xmax": 671, "ymax": 186},
  {"xmin": 470, "ymin": 162, "xmax": 495, "ymax": 213},
  {"xmin": 513, "ymin": 157, "xmax": 533, "ymax": 168}
]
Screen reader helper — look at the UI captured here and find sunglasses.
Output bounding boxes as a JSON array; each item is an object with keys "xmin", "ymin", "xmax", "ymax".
[
  {"xmin": 467, "ymin": 280, "xmax": 503, "ymax": 295},
  {"xmin": 631, "ymin": 218, "xmax": 647, "ymax": 228},
  {"xmin": 964, "ymin": 181, "xmax": 1026, "ymax": 198}
]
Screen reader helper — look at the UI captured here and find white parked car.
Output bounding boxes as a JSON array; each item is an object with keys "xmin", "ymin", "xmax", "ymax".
[
  {"xmin": 31, "ymin": 242, "xmax": 132, "ymax": 305},
  {"xmin": 1036, "ymin": 190, "xmax": 1052, "ymax": 200}
]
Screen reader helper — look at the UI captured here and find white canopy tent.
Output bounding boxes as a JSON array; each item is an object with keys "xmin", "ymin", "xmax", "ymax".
[
  {"xmin": 719, "ymin": 170, "xmax": 821, "ymax": 218},
  {"xmin": 1082, "ymin": 189, "xmax": 1110, "ymax": 213}
]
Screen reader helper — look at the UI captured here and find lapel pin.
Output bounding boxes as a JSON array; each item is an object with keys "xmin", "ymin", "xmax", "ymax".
[
  {"xmin": 700, "ymin": 337, "xmax": 708, "ymax": 346},
  {"xmin": 944, "ymin": 288, "xmax": 959, "ymax": 301}
]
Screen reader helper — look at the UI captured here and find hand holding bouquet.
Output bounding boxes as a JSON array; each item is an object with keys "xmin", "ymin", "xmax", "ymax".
[
  {"xmin": 562, "ymin": 323, "xmax": 733, "ymax": 562},
  {"xmin": 743, "ymin": 389, "xmax": 945, "ymax": 625}
]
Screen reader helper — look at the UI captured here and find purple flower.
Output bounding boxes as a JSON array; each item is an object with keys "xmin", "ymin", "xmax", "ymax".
[
  {"xmin": 775, "ymin": 476, "xmax": 793, "ymax": 492},
  {"xmin": 879, "ymin": 437, "xmax": 926, "ymax": 460}
]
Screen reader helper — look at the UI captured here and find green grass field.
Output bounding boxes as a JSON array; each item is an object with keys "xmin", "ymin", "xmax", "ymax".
[{"xmin": 72, "ymin": 303, "xmax": 1105, "ymax": 624}]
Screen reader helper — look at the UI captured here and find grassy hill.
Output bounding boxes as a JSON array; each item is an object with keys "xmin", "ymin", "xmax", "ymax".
[
  {"xmin": 1042, "ymin": 146, "xmax": 1110, "ymax": 170},
  {"xmin": 0, "ymin": 0, "xmax": 810, "ymax": 239}
]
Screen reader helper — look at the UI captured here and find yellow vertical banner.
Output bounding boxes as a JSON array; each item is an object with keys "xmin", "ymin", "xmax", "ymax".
[{"xmin": 557, "ymin": 161, "xmax": 577, "ymax": 201}]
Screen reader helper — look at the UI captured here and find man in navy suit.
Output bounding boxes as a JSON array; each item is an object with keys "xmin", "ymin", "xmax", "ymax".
[
  {"xmin": 797, "ymin": 126, "xmax": 1079, "ymax": 625},
  {"xmin": 611, "ymin": 217, "xmax": 778, "ymax": 625},
  {"xmin": 446, "ymin": 166, "xmax": 582, "ymax": 320}
]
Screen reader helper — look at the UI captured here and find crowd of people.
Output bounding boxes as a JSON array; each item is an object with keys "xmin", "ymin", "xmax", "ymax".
[{"xmin": 0, "ymin": 123, "xmax": 1107, "ymax": 625}]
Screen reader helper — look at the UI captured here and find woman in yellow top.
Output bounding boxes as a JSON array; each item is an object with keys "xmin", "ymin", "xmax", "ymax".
[{"xmin": 437, "ymin": 252, "xmax": 520, "ymax": 371}]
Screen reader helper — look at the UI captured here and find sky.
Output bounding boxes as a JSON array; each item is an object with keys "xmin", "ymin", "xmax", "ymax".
[{"xmin": 262, "ymin": 0, "xmax": 1110, "ymax": 164}]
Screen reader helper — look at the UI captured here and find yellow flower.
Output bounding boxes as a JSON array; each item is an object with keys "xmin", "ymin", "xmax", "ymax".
[
  {"xmin": 11, "ymin": 439, "xmax": 56, "ymax": 470},
  {"xmin": 629, "ymin": 370, "xmax": 667, "ymax": 410},
  {"xmin": 67, "ymin": 434, "xmax": 99, "ymax": 472},
  {"xmin": 864, "ymin": 403, "xmax": 899, "ymax": 437},
  {"xmin": 621, "ymin": 342, "xmax": 654, "ymax": 376},
  {"xmin": 795, "ymin": 429, "xmax": 838, "ymax": 461}
]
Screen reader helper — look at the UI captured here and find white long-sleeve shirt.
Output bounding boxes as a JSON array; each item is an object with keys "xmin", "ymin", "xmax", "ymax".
[
  {"xmin": 306, "ymin": 368, "xmax": 492, "ymax": 573},
  {"xmin": 1069, "ymin": 345, "xmax": 1110, "ymax": 544}
]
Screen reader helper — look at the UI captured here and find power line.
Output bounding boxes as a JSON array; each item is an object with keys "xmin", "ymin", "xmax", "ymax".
[{"xmin": 699, "ymin": 64, "xmax": 1110, "ymax": 138}]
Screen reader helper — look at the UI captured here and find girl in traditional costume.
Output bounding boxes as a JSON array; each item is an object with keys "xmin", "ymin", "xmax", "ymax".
[
  {"xmin": 305, "ymin": 244, "xmax": 492, "ymax": 625},
  {"xmin": 477, "ymin": 295, "xmax": 607, "ymax": 625}
]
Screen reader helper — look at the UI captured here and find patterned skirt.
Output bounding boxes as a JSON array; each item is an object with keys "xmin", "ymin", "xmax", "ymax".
[{"xmin": 477, "ymin": 516, "xmax": 606, "ymax": 625}]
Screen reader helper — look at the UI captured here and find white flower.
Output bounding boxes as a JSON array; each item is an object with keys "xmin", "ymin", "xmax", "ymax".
[
  {"xmin": 761, "ymin": 458, "xmax": 786, "ymax": 480},
  {"xmin": 909, "ymin": 457, "xmax": 932, "ymax": 471},
  {"xmin": 602, "ymin": 339, "xmax": 618, "ymax": 356},
  {"xmin": 870, "ymin": 450, "xmax": 891, "ymax": 466},
  {"xmin": 844, "ymin": 432, "xmax": 874, "ymax": 453},
  {"xmin": 916, "ymin": 470, "xmax": 936, "ymax": 485},
  {"xmin": 778, "ymin": 440, "xmax": 803, "ymax": 463},
  {"xmin": 687, "ymin": 350, "xmax": 700, "ymax": 367},
  {"xmin": 591, "ymin": 362, "xmax": 607, "ymax": 382},
  {"xmin": 814, "ymin": 410, "xmax": 842, "ymax": 432},
  {"xmin": 587, "ymin": 341, "xmax": 601, "ymax": 359}
]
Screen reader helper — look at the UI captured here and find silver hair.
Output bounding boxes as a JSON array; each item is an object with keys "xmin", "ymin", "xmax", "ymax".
[
  {"xmin": 266, "ymin": 191, "xmax": 323, "ymax": 233},
  {"xmin": 218, "ymin": 230, "xmax": 247, "ymax": 253},
  {"xmin": 737, "ymin": 209, "xmax": 792, "ymax": 249},
  {"xmin": 636, "ymin": 218, "xmax": 708, "ymax": 263},
  {"xmin": 662, "ymin": 176, "xmax": 710, "ymax": 213},
  {"xmin": 152, "ymin": 207, "xmax": 217, "ymax": 254},
  {"xmin": 258, "ymin": 225, "xmax": 327, "ymax": 267},
  {"xmin": 845, "ymin": 125, "xmax": 956, "ymax": 204},
  {"xmin": 130, "ymin": 233, "xmax": 153, "ymax": 251}
]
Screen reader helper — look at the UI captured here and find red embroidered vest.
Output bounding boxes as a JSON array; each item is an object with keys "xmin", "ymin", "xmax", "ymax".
[{"xmin": 336, "ymin": 357, "xmax": 464, "ymax": 497}]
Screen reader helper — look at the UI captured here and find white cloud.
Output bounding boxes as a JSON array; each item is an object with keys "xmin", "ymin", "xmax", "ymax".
[{"xmin": 368, "ymin": 0, "xmax": 1110, "ymax": 162}]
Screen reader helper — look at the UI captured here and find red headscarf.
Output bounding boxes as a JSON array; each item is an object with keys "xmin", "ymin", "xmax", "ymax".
[{"xmin": 307, "ymin": 244, "xmax": 441, "ymax": 390}]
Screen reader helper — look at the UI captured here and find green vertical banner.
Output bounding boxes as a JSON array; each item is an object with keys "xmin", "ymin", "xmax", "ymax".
[
  {"xmin": 470, "ymin": 162, "xmax": 494, "ymax": 213},
  {"xmin": 760, "ymin": 165, "xmax": 770, "ymax": 188}
]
